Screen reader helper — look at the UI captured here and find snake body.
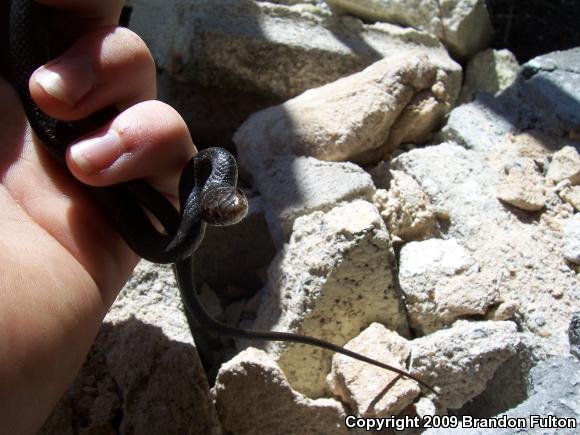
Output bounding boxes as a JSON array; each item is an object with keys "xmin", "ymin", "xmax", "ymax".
[{"xmin": 7, "ymin": 0, "xmax": 437, "ymax": 394}]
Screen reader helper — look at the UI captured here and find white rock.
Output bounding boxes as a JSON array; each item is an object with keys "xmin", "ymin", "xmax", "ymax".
[
  {"xmin": 373, "ymin": 170, "xmax": 438, "ymax": 240},
  {"xmin": 248, "ymin": 155, "xmax": 375, "ymax": 245},
  {"xmin": 130, "ymin": 0, "xmax": 460, "ymax": 99},
  {"xmin": 392, "ymin": 142, "xmax": 578, "ymax": 354},
  {"xmin": 546, "ymin": 146, "xmax": 580, "ymax": 185},
  {"xmin": 247, "ymin": 200, "xmax": 409, "ymax": 397},
  {"xmin": 326, "ymin": 0, "xmax": 492, "ymax": 58},
  {"xmin": 458, "ymin": 48, "xmax": 519, "ymax": 104},
  {"xmin": 563, "ymin": 214, "xmax": 580, "ymax": 264},
  {"xmin": 235, "ymin": 54, "xmax": 459, "ymax": 168},
  {"xmin": 212, "ymin": 348, "xmax": 349, "ymax": 435},
  {"xmin": 410, "ymin": 320, "xmax": 521, "ymax": 409},
  {"xmin": 327, "ymin": 323, "xmax": 420, "ymax": 417},
  {"xmin": 399, "ymin": 238, "xmax": 498, "ymax": 333}
]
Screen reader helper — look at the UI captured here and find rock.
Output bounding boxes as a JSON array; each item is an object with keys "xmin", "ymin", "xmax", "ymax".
[
  {"xmin": 484, "ymin": 300, "xmax": 519, "ymax": 321},
  {"xmin": 440, "ymin": 93, "xmax": 522, "ymax": 152},
  {"xmin": 508, "ymin": 48, "xmax": 580, "ymax": 139},
  {"xmin": 569, "ymin": 312, "xmax": 580, "ymax": 360},
  {"xmin": 500, "ymin": 356, "xmax": 580, "ymax": 430},
  {"xmin": 327, "ymin": 323, "xmax": 420, "ymax": 417},
  {"xmin": 212, "ymin": 348, "xmax": 349, "ymax": 435},
  {"xmin": 130, "ymin": 0, "xmax": 459, "ymax": 100},
  {"xmin": 414, "ymin": 397, "xmax": 445, "ymax": 418},
  {"xmin": 458, "ymin": 48, "xmax": 519, "ymax": 104},
  {"xmin": 235, "ymin": 54, "xmax": 459, "ymax": 168},
  {"xmin": 410, "ymin": 320, "xmax": 521, "ymax": 409},
  {"xmin": 246, "ymin": 200, "xmax": 409, "ymax": 397},
  {"xmin": 399, "ymin": 238, "xmax": 498, "ymax": 333},
  {"xmin": 496, "ymin": 182, "xmax": 546, "ymax": 211},
  {"xmin": 245, "ymin": 155, "xmax": 375, "ymax": 246},
  {"xmin": 391, "ymin": 142, "xmax": 578, "ymax": 356},
  {"xmin": 40, "ymin": 262, "xmax": 221, "ymax": 435},
  {"xmin": 325, "ymin": 0, "xmax": 492, "ymax": 58},
  {"xmin": 496, "ymin": 158, "xmax": 547, "ymax": 211},
  {"xmin": 563, "ymin": 214, "xmax": 580, "ymax": 264},
  {"xmin": 373, "ymin": 170, "xmax": 439, "ymax": 241},
  {"xmin": 559, "ymin": 184, "xmax": 580, "ymax": 211},
  {"xmin": 546, "ymin": 146, "xmax": 580, "ymax": 185}
]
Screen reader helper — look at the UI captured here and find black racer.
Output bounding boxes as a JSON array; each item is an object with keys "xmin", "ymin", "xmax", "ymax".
[{"xmin": 6, "ymin": 0, "xmax": 438, "ymax": 395}]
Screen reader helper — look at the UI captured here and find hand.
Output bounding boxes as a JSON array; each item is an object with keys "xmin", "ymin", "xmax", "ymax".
[{"xmin": 0, "ymin": 1, "xmax": 195, "ymax": 432}]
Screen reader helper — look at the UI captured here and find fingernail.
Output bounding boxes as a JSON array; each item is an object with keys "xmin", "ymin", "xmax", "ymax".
[
  {"xmin": 70, "ymin": 131, "xmax": 122, "ymax": 173},
  {"xmin": 34, "ymin": 56, "xmax": 94, "ymax": 106}
]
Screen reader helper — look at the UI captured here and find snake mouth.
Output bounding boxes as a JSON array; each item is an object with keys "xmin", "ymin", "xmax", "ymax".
[{"xmin": 201, "ymin": 186, "xmax": 249, "ymax": 226}]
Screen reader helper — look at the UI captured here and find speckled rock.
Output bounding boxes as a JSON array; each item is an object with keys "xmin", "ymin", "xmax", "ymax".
[
  {"xmin": 399, "ymin": 238, "xmax": 499, "ymax": 334},
  {"xmin": 411, "ymin": 320, "xmax": 521, "ymax": 409},
  {"xmin": 212, "ymin": 348, "xmax": 349, "ymax": 435},
  {"xmin": 245, "ymin": 200, "xmax": 409, "ymax": 397},
  {"xmin": 327, "ymin": 323, "xmax": 420, "ymax": 417},
  {"xmin": 326, "ymin": 0, "xmax": 492, "ymax": 58},
  {"xmin": 235, "ymin": 54, "xmax": 459, "ymax": 168}
]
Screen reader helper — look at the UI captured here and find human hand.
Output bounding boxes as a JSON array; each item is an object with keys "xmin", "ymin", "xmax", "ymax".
[{"xmin": 0, "ymin": 1, "xmax": 195, "ymax": 432}]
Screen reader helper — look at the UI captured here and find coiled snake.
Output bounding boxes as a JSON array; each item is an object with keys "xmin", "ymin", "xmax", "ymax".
[{"xmin": 7, "ymin": 0, "xmax": 437, "ymax": 395}]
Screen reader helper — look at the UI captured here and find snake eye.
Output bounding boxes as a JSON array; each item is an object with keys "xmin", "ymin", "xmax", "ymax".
[{"xmin": 201, "ymin": 187, "xmax": 248, "ymax": 226}]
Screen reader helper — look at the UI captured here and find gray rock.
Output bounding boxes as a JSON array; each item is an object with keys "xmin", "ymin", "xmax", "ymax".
[
  {"xmin": 508, "ymin": 47, "xmax": 580, "ymax": 138},
  {"xmin": 570, "ymin": 312, "xmax": 580, "ymax": 360},
  {"xmin": 440, "ymin": 92, "xmax": 519, "ymax": 152},
  {"xmin": 500, "ymin": 356, "xmax": 580, "ymax": 432},
  {"xmin": 411, "ymin": 320, "xmax": 521, "ymax": 410},
  {"xmin": 245, "ymin": 155, "xmax": 376, "ymax": 245},
  {"xmin": 130, "ymin": 0, "xmax": 459, "ymax": 100},
  {"xmin": 326, "ymin": 0, "xmax": 493, "ymax": 58},
  {"xmin": 423, "ymin": 356, "xmax": 580, "ymax": 434}
]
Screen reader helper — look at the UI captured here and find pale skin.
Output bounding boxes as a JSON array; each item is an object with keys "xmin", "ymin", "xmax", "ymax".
[{"xmin": 0, "ymin": 1, "xmax": 197, "ymax": 432}]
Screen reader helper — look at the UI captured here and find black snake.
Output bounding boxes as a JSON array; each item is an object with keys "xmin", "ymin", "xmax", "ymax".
[{"xmin": 6, "ymin": 0, "xmax": 437, "ymax": 395}]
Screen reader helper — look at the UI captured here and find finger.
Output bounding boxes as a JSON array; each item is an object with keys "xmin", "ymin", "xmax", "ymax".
[
  {"xmin": 30, "ymin": 26, "xmax": 156, "ymax": 118},
  {"xmin": 66, "ymin": 100, "xmax": 196, "ymax": 196}
]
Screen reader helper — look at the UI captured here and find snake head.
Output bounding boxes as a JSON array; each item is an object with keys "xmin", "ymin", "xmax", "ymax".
[{"xmin": 201, "ymin": 186, "xmax": 248, "ymax": 226}]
